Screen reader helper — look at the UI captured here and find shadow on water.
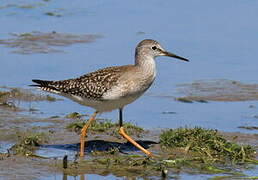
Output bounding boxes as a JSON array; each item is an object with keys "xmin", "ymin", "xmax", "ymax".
[{"xmin": 40, "ymin": 139, "xmax": 157, "ymax": 154}]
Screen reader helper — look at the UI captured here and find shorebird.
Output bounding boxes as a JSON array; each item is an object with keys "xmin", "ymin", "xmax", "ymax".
[{"xmin": 31, "ymin": 39, "xmax": 189, "ymax": 157}]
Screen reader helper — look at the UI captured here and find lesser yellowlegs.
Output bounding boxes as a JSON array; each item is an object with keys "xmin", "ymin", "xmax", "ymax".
[{"xmin": 31, "ymin": 39, "xmax": 189, "ymax": 157}]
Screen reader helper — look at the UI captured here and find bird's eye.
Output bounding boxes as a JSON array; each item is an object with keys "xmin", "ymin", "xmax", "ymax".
[{"xmin": 151, "ymin": 46, "xmax": 157, "ymax": 50}]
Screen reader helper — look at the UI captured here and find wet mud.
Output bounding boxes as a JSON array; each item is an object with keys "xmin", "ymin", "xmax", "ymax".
[
  {"xmin": 176, "ymin": 79, "xmax": 258, "ymax": 102},
  {"xmin": 0, "ymin": 31, "xmax": 102, "ymax": 54},
  {"xmin": 0, "ymin": 2, "xmax": 45, "ymax": 11},
  {"xmin": 0, "ymin": 87, "xmax": 58, "ymax": 112}
]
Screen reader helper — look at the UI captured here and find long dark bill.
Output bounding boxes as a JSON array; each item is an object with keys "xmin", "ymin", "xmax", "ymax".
[{"xmin": 164, "ymin": 51, "xmax": 189, "ymax": 62}]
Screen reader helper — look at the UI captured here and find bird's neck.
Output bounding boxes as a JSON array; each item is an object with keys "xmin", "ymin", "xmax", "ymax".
[{"xmin": 135, "ymin": 52, "xmax": 156, "ymax": 79}]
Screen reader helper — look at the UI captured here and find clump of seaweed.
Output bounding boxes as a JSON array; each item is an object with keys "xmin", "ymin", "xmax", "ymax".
[
  {"xmin": 66, "ymin": 119, "xmax": 115, "ymax": 134},
  {"xmin": 66, "ymin": 118, "xmax": 144, "ymax": 137},
  {"xmin": 10, "ymin": 132, "xmax": 48, "ymax": 156},
  {"xmin": 65, "ymin": 112, "xmax": 83, "ymax": 119},
  {"xmin": 123, "ymin": 123, "xmax": 145, "ymax": 137},
  {"xmin": 160, "ymin": 127, "xmax": 255, "ymax": 163}
]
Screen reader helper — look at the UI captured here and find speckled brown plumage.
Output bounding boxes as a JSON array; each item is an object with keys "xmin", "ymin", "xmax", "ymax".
[{"xmin": 32, "ymin": 65, "xmax": 133, "ymax": 100}]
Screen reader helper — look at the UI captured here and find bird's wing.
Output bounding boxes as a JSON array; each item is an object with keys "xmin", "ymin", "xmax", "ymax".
[{"xmin": 32, "ymin": 65, "xmax": 133, "ymax": 100}]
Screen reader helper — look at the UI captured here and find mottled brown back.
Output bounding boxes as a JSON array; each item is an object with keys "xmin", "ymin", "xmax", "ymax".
[{"xmin": 32, "ymin": 65, "xmax": 134, "ymax": 100}]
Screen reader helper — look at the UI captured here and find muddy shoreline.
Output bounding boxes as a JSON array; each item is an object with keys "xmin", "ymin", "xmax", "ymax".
[
  {"xmin": 0, "ymin": 86, "xmax": 257, "ymax": 180},
  {"xmin": 0, "ymin": 111, "xmax": 257, "ymax": 180}
]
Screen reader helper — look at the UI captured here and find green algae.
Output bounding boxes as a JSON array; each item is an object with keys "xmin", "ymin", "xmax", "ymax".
[
  {"xmin": 65, "ymin": 118, "xmax": 113, "ymax": 133},
  {"xmin": 62, "ymin": 156, "xmax": 160, "ymax": 177},
  {"xmin": 123, "ymin": 122, "xmax": 145, "ymax": 135},
  {"xmin": 10, "ymin": 132, "xmax": 48, "ymax": 156},
  {"xmin": 65, "ymin": 112, "xmax": 83, "ymax": 119},
  {"xmin": 57, "ymin": 126, "xmax": 257, "ymax": 178},
  {"xmin": 160, "ymin": 127, "xmax": 255, "ymax": 164},
  {"xmin": 66, "ymin": 118, "xmax": 144, "ymax": 136},
  {"xmin": 1, "ymin": 123, "xmax": 256, "ymax": 178},
  {"xmin": 59, "ymin": 154, "xmax": 245, "ymax": 178},
  {"xmin": 90, "ymin": 147, "xmax": 121, "ymax": 156}
]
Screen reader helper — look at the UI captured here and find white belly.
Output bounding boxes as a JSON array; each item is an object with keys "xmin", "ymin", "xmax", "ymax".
[{"xmin": 66, "ymin": 92, "xmax": 143, "ymax": 112}]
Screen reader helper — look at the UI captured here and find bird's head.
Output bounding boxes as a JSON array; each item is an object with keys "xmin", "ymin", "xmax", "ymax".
[{"xmin": 136, "ymin": 39, "xmax": 189, "ymax": 62}]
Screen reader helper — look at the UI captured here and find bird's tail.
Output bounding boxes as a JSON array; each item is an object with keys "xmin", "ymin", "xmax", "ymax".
[
  {"xmin": 30, "ymin": 79, "xmax": 51, "ymax": 87},
  {"xmin": 30, "ymin": 79, "xmax": 58, "ymax": 92}
]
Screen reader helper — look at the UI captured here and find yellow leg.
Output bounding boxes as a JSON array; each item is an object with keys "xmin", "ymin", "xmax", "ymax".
[
  {"xmin": 119, "ymin": 127, "xmax": 153, "ymax": 157},
  {"xmin": 80, "ymin": 111, "xmax": 98, "ymax": 157}
]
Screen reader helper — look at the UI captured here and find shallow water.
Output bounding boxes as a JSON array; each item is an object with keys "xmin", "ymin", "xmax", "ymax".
[
  {"xmin": 0, "ymin": 0, "xmax": 257, "ymax": 179},
  {"xmin": 38, "ymin": 174, "xmax": 123, "ymax": 180}
]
